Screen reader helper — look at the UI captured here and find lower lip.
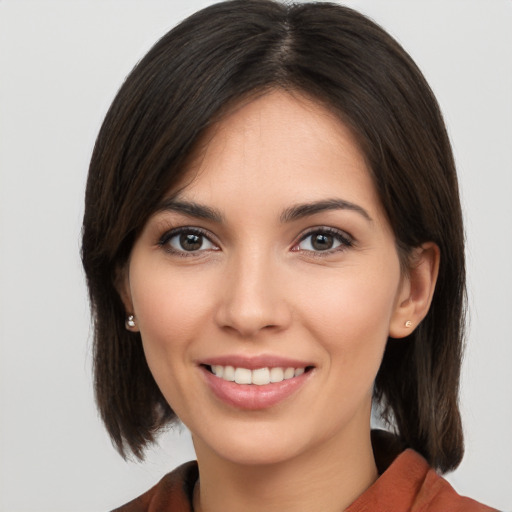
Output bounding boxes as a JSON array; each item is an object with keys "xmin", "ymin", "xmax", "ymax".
[{"xmin": 201, "ymin": 367, "xmax": 311, "ymax": 410}]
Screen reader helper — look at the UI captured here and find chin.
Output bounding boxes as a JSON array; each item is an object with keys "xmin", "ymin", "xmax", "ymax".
[
  {"xmin": 217, "ymin": 441, "xmax": 304, "ymax": 467},
  {"xmin": 192, "ymin": 423, "xmax": 313, "ymax": 467}
]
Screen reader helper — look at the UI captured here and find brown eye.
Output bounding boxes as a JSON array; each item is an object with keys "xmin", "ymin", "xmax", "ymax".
[
  {"xmin": 162, "ymin": 228, "xmax": 217, "ymax": 254},
  {"xmin": 296, "ymin": 228, "xmax": 352, "ymax": 253},
  {"xmin": 180, "ymin": 233, "xmax": 203, "ymax": 251},
  {"xmin": 311, "ymin": 233, "xmax": 334, "ymax": 251}
]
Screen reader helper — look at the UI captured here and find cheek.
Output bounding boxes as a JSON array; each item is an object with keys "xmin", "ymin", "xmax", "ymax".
[
  {"xmin": 128, "ymin": 263, "xmax": 220, "ymax": 413},
  {"xmin": 132, "ymin": 262, "xmax": 208, "ymax": 327},
  {"xmin": 129, "ymin": 263, "xmax": 217, "ymax": 365},
  {"xmin": 294, "ymin": 258, "xmax": 400, "ymax": 367}
]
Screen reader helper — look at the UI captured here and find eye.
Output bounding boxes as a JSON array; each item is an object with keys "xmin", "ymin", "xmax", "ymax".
[
  {"xmin": 294, "ymin": 228, "xmax": 353, "ymax": 253},
  {"xmin": 160, "ymin": 228, "xmax": 218, "ymax": 255}
]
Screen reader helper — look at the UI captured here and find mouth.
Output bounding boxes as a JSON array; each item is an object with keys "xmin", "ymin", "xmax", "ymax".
[
  {"xmin": 199, "ymin": 356, "xmax": 315, "ymax": 409},
  {"xmin": 204, "ymin": 364, "xmax": 314, "ymax": 385}
]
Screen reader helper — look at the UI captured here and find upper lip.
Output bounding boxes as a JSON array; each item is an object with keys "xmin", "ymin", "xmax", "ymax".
[{"xmin": 200, "ymin": 354, "xmax": 314, "ymax": 370}]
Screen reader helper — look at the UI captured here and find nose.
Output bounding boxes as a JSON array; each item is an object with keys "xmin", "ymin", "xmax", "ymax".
[{"xmin": 214, "ymin": 250, "xmax": 292, "ymax": 338}]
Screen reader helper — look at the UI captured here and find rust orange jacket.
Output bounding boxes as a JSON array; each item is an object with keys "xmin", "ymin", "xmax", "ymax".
[{"xmin": 113, "ymin": 435, "xmax": 497, "ymax": 511}]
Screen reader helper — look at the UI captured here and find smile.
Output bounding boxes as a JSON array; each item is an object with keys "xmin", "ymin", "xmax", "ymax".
[
  {"xmin": 201, "ymin": 360, "xmax": 314, "ymax": 410},
  {"xmin": 210, "ymin": 365, "xmax": 306, "ymax": 385}
]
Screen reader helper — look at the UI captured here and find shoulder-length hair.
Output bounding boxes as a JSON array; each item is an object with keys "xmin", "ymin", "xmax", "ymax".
[{"xmin": 82, "ymin": 0, "xmax": 465, "ymax": 472}]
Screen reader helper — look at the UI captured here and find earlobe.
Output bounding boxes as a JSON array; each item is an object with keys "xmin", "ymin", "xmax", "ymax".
[
  {"xmin": 389, "ymin": 242, "xmax": 440, "ymax": 339},
  {"xmin": 114, "ymin": 264, "xmax": 139, "ymax": 332},
  {"xmin": 125, "ymin": 314, "xmax": 138, "ymax": 331}
]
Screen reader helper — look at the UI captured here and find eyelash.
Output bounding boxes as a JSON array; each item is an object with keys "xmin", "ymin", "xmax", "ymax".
[
  {"xmin": 157, "ymin": 226, "xmax": 354, "ymax": 257},
  {"xmin": 293, "ymin": 227, "xmax": 354, "ymax": 256},
  {"xmin": 158, "ymin": 227, "xmax": 219, "ymax": 257}
]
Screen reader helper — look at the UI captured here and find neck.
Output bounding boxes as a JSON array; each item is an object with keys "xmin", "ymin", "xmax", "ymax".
[{"xmin": 193, "ymin": 426, "xmax": 377, "ymax": 512}]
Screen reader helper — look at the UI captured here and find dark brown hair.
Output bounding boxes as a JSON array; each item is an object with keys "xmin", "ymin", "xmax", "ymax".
[{"xmin": 82, "ymin": 0, "xmax": 465, "ymax": 472}]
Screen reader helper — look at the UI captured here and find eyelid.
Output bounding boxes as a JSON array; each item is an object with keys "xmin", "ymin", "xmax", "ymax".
[
  {"xmin": 158, "ymin": 226, "xmax": 220, "ymax": 256},
  {"xmin": 292, "ymin": 226, "xmax": 354, "ymax": 254},
  {"xmin": 155, "ymin": 224, "xmax": 353, "ymax": 257}
]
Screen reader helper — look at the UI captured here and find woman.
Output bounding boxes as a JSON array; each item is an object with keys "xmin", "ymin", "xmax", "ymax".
[{"xmin": 81, "ymin": 1, "xmax": 497, "ymax": 510}]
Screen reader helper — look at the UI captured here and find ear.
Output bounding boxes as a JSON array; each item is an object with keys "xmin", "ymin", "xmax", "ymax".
[
  {"xmin": 389, "ymin": 242, "xmax": 440, "ymax": 339},
  {"xmin": 114, "ymin": 264, "xmax": 139, "ymax": 332}
]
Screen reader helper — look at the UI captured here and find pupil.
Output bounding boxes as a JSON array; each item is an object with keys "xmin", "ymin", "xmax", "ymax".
[
  {"xmin": 312, "ymin": 233, "xmax": 333, "ymax": 251},
  {"xmin": 180, "ymin": 233, "xmax": 202, "ymax": 251}
]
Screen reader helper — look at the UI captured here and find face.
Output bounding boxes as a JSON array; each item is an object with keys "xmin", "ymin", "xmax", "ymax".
[{"xmin": 123, "ymin": 90, "xmax": 410, "ymax": 466}]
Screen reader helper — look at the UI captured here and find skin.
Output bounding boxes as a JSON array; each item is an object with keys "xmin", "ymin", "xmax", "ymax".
[{"xmin": 121, "ymin": 90, "xmax": 439, "ymax": 512}]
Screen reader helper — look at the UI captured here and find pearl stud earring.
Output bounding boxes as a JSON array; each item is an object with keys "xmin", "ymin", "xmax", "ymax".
[{"xmin": 125, "ymin": 314, "xmax": 136, "ymax": 329}]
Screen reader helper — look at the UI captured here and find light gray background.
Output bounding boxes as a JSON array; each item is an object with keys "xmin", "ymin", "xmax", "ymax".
[{"xmin": 1, "ymin": 1, "xmax": 511, "ymax": 511}]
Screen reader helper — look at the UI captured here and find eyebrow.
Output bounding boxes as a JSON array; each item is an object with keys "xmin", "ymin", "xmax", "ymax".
[
  {"xmin": 156, "ymin": 198, "xmax": 224, "ymax": 223},
  {"xmin": 155, "ymin": 197, "xmax": 372, "ymax": 224},
  {"xmin": 280, "ymin": 198, "xmax": 372, "ymax": 223}
]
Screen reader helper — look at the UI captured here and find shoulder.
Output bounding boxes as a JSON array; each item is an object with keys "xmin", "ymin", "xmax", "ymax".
[
  {"xmin": 415, "ymin": 463, "xmax": 498, "ymax": 512},
  {"xmin": 111, "ymin": 461, "xmax": 198, "ymax": 512},
  {"xmin": 347, "ymin": 447, "xmax": 498, "ymax": 512}
]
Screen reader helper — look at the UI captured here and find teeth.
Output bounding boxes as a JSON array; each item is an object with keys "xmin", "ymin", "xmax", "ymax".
[
  {"xmin": 210, "ymin": 365, "xmax": 307, "ymax": 385},
  {"xmin": 284, "ymin": 367, "xmax": 295, "ymax": 379},
  {"xmin": 269, "ymin": 367, "xmax": 284, "ymax": 383},
  {"xmin": 234, "ymin": 367, "xmax": 252, "ymax": 384},
  {"xmin": 252, "ymin": 368, "xmax": 270, "ymax": 386},
  {"xmin": 212, "ymin": 365, "xmax": 224, "ymax": 378},
  {"xmin": 223, "ymin": 365, "xmax": 235, "ymax": 381}
]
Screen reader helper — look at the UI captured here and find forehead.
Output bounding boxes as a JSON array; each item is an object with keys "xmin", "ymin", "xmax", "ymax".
[{"xmin": 171, "ymin": 90, "xmax": 383, "ymax": 221}]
